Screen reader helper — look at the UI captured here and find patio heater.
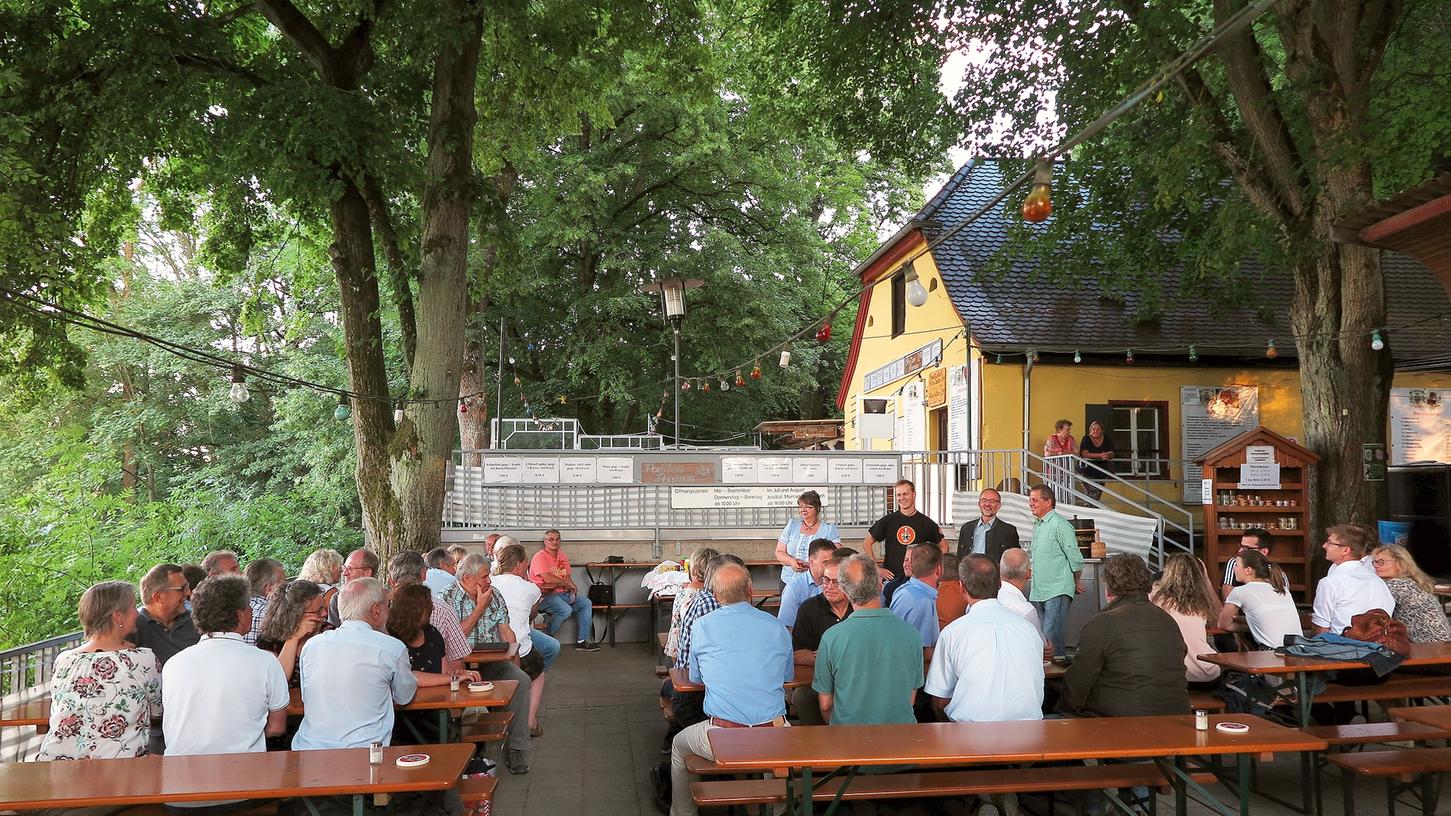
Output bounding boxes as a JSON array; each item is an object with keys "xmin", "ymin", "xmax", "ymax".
[{"xmin": 638, "ymin": 277, "xmax": 703, "ymax": 449}]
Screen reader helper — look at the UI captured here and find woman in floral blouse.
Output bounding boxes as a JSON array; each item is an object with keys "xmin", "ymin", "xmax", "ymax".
[
  {"xmin": 36, "ymin": 581, "xmax": 162, "ymax": 761},
  {"xmin": 1371, "ymin": 544, "xmax": 1451, "ymax": 643}
]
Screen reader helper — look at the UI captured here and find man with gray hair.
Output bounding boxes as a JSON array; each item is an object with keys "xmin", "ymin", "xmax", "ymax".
[
  {"xmin": 424, "ymin": 547, "xmax": 459, "ymax": 596},
  {"xmin": 668, "ymin": 562, "xmax": 792, "ymax": 816},
  {"xmin": 812, "ymin": 554, "xmax": 922, "ymax": 726},
  {"xmin": 293, "ymin": 577, "xmax": 419, "ymax": 750},
  {"xmin": 388, "ymin": 551, "xmax": 471, "ymax": 673},
  {"xmin": 243, "ymin": 558, "xmax": 285, "ymax": 645},
  {"xmin": 669, "ymin": 554, "xmax": 747, "ymax": 728},
  {"xmin": 201, "ymin": 550, "xmax": 241, "ymax": 577},
  {"xmin": 442, "ymin": 552, "xmax": 534, "ymax": 774},
  {"xmin": 998, "ymin": 548, "xmax": 1043, "ymax": 635}
]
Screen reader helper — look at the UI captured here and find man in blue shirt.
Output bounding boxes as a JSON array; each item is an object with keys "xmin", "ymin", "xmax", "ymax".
[
  {"xmin": 293, "ymin": 578, "xmax": 418, "ymax": 751},
  {"xmin": 778, "ymin": 538, "xmax": 836, "ymax": 629},
  {"xmin": 890, "ymin": 543, "xmax": 943, "ymax": 657},
  {"xmin": 668, "ymin": 562, "xmax": 792, "ymax": 816}
]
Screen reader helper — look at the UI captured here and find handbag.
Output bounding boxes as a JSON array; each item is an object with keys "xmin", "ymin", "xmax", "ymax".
[
  {"xmin": 588, "ymin": 582, "xmax": 615, "ymax": 606},
  {"xmin": 1343, "ymin": 608, "xmax": 1412, "ymax": 656}
]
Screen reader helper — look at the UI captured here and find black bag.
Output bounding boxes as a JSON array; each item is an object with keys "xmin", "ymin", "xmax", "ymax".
[
  {"xmin": 649, "ymin": 761, "xmax": 671, "ymax": 814},
  {"xmin": 1212, "ymin": 671, "xmax": 1299, "ymax": 726},
  {"xmin": 588, "ymin": 582, "xmax": 615, "ymax": 606}
]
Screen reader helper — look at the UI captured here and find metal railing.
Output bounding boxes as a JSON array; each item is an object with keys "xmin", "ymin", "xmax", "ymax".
[{"xmin": 2, "ymin": 631, "xmax": 81, "ymax": 762}]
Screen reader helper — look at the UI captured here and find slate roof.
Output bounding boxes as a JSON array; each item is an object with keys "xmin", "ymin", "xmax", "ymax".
[{"xmin": 914, "ymin": 160, "xmax": 1451, "ymax": 367}]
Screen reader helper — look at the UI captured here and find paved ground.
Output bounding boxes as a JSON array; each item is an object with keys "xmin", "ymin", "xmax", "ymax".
[{"xmin": 487, "ymin": 643, "xmax": 1421, "ymax": 816}]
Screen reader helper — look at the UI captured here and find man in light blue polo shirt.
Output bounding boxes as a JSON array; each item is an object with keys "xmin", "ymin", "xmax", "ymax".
[
  {"xmin": 669, "ymin": 562, "xmax": 792, "ymax": 816},
  {"xmin": 890, "ymin": 543, "xmax": 943, "ymax": 654},
  {"xmin": 293, "ymin": 577, "xmax": 418, "ymax": 750},
  {"xmin": 778, "ymin": 538, "xmax": 836, "ymax": 629}
]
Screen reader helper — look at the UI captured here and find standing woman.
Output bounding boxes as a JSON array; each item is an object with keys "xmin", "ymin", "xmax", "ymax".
[
  {"xmin": 1150, "ymin": 554, "xmax": 1223, "ymax": 689},
  {"xmin": 774, "ymin": 491, "xmax": 841, "ymax": 585},
  {"xmin": 37, "ymin": 581, "xmax": 162, "ymax": 761},
  {"xmin": 1217, "ymin": 550, "xmax": 1301, "ymax": 649},
  {"xmin": 1077, "ymin": 421, "xmax": 1115, "ymax": 500},
  {"xmin": 1371, "ymin": 544, "xmax": 1451, "ymax": 642},
  {"xmin": 1044, "ymin": 419, "xmax": 1078, "ymax": 457}
]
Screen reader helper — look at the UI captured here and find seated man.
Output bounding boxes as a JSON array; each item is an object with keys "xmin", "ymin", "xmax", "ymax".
[
  {"xmin": 293, "ymin": 578, "xmax": 418, "ymax": 750},
  {"xmin": 1312, "ymin": 524, "xmax": 1396, "ymax": 634},
  {"xmin": 424, "ymin": 547, "xmax": 459, "ymax": 596},
  {"xmin": 670, "ymin": 553, "xmax": 746, "ymax": 728},
  {"xmin": 529, "ymin": 529, "xmax": 598, "ymax": 650},
  {"xmin": 131, "ymin": 563, "xmax": 200, "ymax": 668},
  {"xmin": 998, "ymin": 548, "xmax": 1044, "ymax": 635},
  {"xmin": 936, "ymin": 553, "xmax": 968, "ymax": 629},
  {"xmin": 669, "ymin": 563, "xmax": 792, "ymax": 816},
  {"xmin": 163, "ymin": 576, "xmax": 289, "ymax": 795},
  {"xmin": 387, "ymin": 551, "xmax": 472, "ymax": 674},
  {"xmin": 814, "ymin": 554, "xmax": 922, "ymax": 725},
  {"xmin": 778, "ymin": 538, "xmax": 837, "ymax": 629},
  {"xmin": 442, "ymin": 552, "xmax": 534, "ymax": 775},
  {"xmin": 201, "ymin": 550, "xmax": 241, "ymax": 577},
  {"xmin": 925, "ymin": 555, "xmax": 1044, "ymax": 722},
  {"xmin": 243, "ymin": 558, "xmax": 285, "ymax": 645},
  {"xmin": 329, "ymin": 547, "xmax": 380, "ymax": 626},
  {"xmin": 889, "ymin": 543, "xmax": 943, "ymax": 660},
  {"xmin": 789, "ymin": 555, "xmax": 852, "ymax": 725},
  {"xmin": 1059, "ymin": 553, "xmax": 1189, "ymax": 718}
]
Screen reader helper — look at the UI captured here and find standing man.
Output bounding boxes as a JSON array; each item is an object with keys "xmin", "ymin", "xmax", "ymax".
[
  {"xmin": 668, "ymin": 563, "xmax": 792, "ymax": 816},
  {"xmin": 789, "ymin": 556, "xmax": 852, "ymax": 725},
  {"xmin": 889, "ymin": 543, "xmax": 943, "ymax": 658},
  {"xmin": 778, "ymin": 538, "xmax": 836, "ymax": 629},
  {"xmin": 956, "ymin": 489, "xmax": 1021, "ymax": 563},
  {"xmin": 1220, "ymin": 528, "xmax": 1273, "ymax": 602},
  {"xmin": 529, "ymin": 529, "xmax": 599, "ymax": 651},
  {"xmin": 862, "ymin": 479, "xmax": 945, "ymax": 584},
  {"xmin": 1027, "ymin": 485, "xmax": 1083, "ymax": 660},
  {"xmin": 814, "ymin": 554, "xmax": 923, "ymax": 725},
  {"xmin": 131, "ymin": 563, "xmax": 201, "ymax": 668},
  {"xmin": 243, "ymin": 558, "xmax": 285, "ymax": 645}
]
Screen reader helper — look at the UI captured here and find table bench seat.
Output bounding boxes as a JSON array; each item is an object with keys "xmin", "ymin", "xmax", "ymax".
[
  {"xmin": 116, "ymin": 805, "xmax": 278, "ymax": 816},
  {"xmin": 458, "ymin": 775, "xmax": 497, "ymax": 806},
  {"xmin": 1315, "ymin": 675, "xmax": 1451, "ymax": 704},
  {"xmin": 691, "ymin": 763, "xmax": 1217, "ymax": 806},
  {"xmin": 1327, "ymin": 746, "xmax": 1451, "ymax": 777},
  {"xmin": 1303, "ymin": 720, "xmax": 1451, "ymax": 747},
  {"xmin": 460, "ymin": 712, "xmax": 514, "ymax": 744},
  {"xmin": 1188, "ymin": 692, "xmax": 1227, "ymax": 712}
]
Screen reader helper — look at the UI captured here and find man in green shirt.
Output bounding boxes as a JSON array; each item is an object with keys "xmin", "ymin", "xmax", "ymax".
[
  {"xmin": 1027, "ymin": 484, "xmax": 1084, "ymax": 660},
  {"xmin": 813, "ymin": 554, "xmax": 923, "ymax": 725}
]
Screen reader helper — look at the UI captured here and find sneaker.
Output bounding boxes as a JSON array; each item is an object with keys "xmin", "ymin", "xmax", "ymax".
[
  {"xmin": 575, "ymin": 640, "xmax": 601, "ymax": 652},
  {"xmin": 505, "ymin": 749, "xmax": 529, "ymax": 775}
]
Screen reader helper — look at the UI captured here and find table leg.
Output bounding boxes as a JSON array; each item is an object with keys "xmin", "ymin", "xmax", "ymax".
[
  {"xmin": 352, "ymin": 793, "xmax": 364, "ymax": 816},
  {"xmin": 1175, "ymin": 757, "xmax": 1188, "ymax": 816},
  {"xmin": 439, "ymin": 710, "xmax": 450, "ymax": 743},
  {"xmin": 800, "ymin": 765, "xmax": 813, "ymax": 816},
  {"xmin": 1237, "ymin": 754, "xmax": 1250, "ymax": 816},
  {"xmin": 1296, "ymin": 671, "xmax": 1318, "ymax": 816}
]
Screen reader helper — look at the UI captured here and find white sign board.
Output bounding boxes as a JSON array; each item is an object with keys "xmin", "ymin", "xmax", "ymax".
[
  {"xmin": 1180, "ymin": 386, "xmax": 1260, "ymax": 501},
  {"xmin": 558, "ymin": 457, "xmax": 597, "ymax": 484},
  {"xmin": 595, "ymin": 457, "xmax": 634, "ymax": 484},
  {"xmin": 757, "ymin": 457, "xmax": 793, "ymax": 484},
  {"xmin": 1201, "ymin": 478, "xmax": 1214, "ymax": 505},
  {"xmin": 947, "ymin": 365, "xmax": 970, "ymax": 451},
  {"xmin": 900, "ymin": 382, "xmax": 925, "ymax": 452},
  {"xmin": 792, "ymin": 458, "xmax": 829, "ymax": 484},
  {"xmin": 1237, "ymin": 462, "xmax": 1282, "ymax": 490},
  {"xmin": 828, "ymin": 458, "xmax": 864, "ymax": 484},
  {"xmin": 521, "ymin": 457, "xmax": 559, "ymax": 483},
  {"xmin": 670, "ymin": 486, "xmax": 811, "ymax": 510},
  {"xmin": 483, "ymin": 457, "xmax": 522, "ymax": 484},
  {"xmin": 1389, "ymin": 387, "xmax": 1451, "ymax": 464},
  {"xmin": 720, "ymin": 457, "xmax": 759, "ymax": 484},
  {"xmin": 863, "ymin": 459, "xmax": 899, "ymax": 484},
  {"xmin": 1245, "ymin": 446, "xmax": 1276, "ymax": 464}
]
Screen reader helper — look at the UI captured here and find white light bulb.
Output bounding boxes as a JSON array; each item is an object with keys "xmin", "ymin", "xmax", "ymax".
[
  {"xmin": 906, "ymin": 278, "xmax": 929, "ymax": 307},
  {"xmin": 779, "ymin": 349, "xmax": 792, "ymax": 368},
  {"xmin": 394, "ymin": 406, "xmax": 405, "ymax": 424},
  {"xmin": 229, "ymin": 381, "xmax": 250, "ymax": 404}
]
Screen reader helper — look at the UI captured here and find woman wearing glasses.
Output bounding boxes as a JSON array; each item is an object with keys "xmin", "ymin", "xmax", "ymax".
[{"xmin": 1371, "ymin": 544, "xmax": 1451, "ymax": 642}]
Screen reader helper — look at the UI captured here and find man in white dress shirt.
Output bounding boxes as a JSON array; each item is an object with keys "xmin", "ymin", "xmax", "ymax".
[
  {"xmin": 996, "ymin": 548, "xmax": 1042, "ymax": 634},
  {"xmin": 293, "ymin": 578, "xmax": 418, "ymax": 750},
  {"xmin": 1312, "ymin": 525, "xmax": 1395, "ymax": 635}
]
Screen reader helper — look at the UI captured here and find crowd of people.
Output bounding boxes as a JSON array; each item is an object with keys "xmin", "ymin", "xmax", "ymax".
[{"xmin": 31, "ymin": 530, "xmax": 606, "ymax": 813}]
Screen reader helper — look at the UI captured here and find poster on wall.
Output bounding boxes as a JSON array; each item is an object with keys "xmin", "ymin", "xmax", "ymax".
[
  {"xmin": 900, "ymin": 382, "xmax": 926, "ymax": 451},
  {"xmin": 1389, "ymin": 387, "xmax": 1451, "ymax": 464},
  {"xmin": 947, "ymin": 365, "xmax": 970, "ymax": 451},
  {"xmin": 1179, "ymin": 385, "xmax": 1260, "ymax": 502}
]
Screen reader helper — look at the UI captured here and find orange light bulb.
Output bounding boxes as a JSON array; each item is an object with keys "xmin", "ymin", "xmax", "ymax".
[{"xmin": 1022, "ymin": 184, "xmax": 1052, "ymax": 222}]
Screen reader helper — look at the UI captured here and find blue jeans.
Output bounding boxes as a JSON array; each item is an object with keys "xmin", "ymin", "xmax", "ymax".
[
  {"xmin": 539, "ymin": 591, "xmax": 593, "ymax": 642},
  {"xmin": 1034, "ymin": 594, "xmax": 1073, "ymax": 658},
  {"xmin": 532, "ymin": 630, "xmax": 561, "ymax": 671}
]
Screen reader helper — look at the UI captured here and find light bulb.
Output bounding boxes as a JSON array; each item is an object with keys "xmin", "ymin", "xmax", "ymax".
[
  {"xmin": 681, "ymin": 380, "xmax": 691, "ymax": 392},
  {"xmin": 1125, "ymin": 349, "xmax": 1135, "ymax": 364},
  {"xmin": 1030, "ymin": 349, "xmax": 1040, "ymax": 363},
  {"xmin": 816, "ymin": 322, "xmax": 832, "ymax": 344},
  {"xmin": 1073, "ymin": 350, "xmax": 1081, "ymax": 364},
  {"xmin": 1265, "ymin": 339, "xmax": 1278, "ymax": 359},
  {"xmin": 735, "ymin": 369, "xmax": 746, "ymax": 387},
  {"xmin": 1371, "ymin": 330, "xmax": 1385, "ymax": 351},
  {"xmin": 750, "ymin": 362, "xmax": 762, "ymax": 380},
  {"xmin": 393, "ymin": 405, "xmax": 404, "ymax": 424},
  {"xmin": 1022, "ymin": 184, "xmax": 1052, "ymax": 222},
  {"xmin": 701, "ymin": 380, "xmax": 711, "ymax": 393},
  {"xmin": 458, "ymin": 400, "xmax": 468, "ymax": 415},
  {"xmin": 1188, "ymin": 345, "xmax": 1198, "ymax": 363},
  {"xmin": 779, "ymin": 349, "xmax": 792, "ymax": 368},
  {"xmin": 228, "ymin": 367, "xmax": 249, "ymax": 404},
  {"xmin": 905, "ymin": 277, "xmax": 929, "ymax": 307},
  {"xmin": 995, "ymin": 354, "xmax": 1002, "ymax": 365},
  {"xmin": 334, "ymin": 396, "xmax": 351, "ymax": 421},
  {"xmin": 719, "ymin": 379, "xmax": 729, "ymax": 392}
]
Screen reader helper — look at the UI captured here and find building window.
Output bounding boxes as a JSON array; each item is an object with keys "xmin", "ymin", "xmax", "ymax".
[
  {"xmin": 891, "ymin": 272, "xmax": 906, "ymax": 338},
  {"xmin": 1109, "ymin": 401, "xmax": 1169, "ymax": 477}
]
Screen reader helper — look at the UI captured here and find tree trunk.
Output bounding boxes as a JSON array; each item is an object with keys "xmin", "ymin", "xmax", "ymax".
[
  {"xmin": 330, "ymin": 178, "xmax": 404, "ymax": 554},
  {"xmin": 458, "ymin": 348, "xmax": 489, "ymax": 464},
  {"xmin": 390, "ymin": 0, "xmax": 485, "ymax": 556}
]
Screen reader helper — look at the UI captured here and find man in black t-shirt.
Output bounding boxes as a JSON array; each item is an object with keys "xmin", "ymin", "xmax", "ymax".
[
  {"xmin": 862, "ymin": 479, "xmax": 945, "ymax": 582},
  {"xmin": 790, "ymin": 557, "xmax": 852, "ymax": 724}
]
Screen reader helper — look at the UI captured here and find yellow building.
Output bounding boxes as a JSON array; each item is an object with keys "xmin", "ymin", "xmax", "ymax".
[{"xmin": 837, "ymin": 160, "xmax": 1451, "ymax": 514}]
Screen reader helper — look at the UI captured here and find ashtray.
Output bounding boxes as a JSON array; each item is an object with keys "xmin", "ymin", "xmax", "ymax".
[
  {"xmin": 468, "ymin": 681, "xmax": 495, "ymax": 693},
  {"xmin": 396, "ymin": 753, "xmax": 431, "ymax": 767},
  {"xmin": 1215, "ymin": 721, "xmax": 1250, "ymax": 734}
]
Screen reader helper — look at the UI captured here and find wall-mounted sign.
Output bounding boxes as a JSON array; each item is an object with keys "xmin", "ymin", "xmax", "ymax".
[
  {"xmin": 792, "ymin": 458, "xmax": 829, "ymax": 484},
  {"xmin": 521, "ymin": 458, "xmax": 560, "ymax": 483},
  {"xmin": 947, "ymin": 365, "xmax": 970, "ymax": 451},
  {"xmin": 483, "ymin": 457, "xmax": 522, "ymax": 484},
  {"xmin": 1362, "ymin": 443, "xmax": 1386, "ymax": 482},
  {"xmin": 558, "ymin": 458, "xmax": 598, "ymax": 484},
  {"xmin": 641, "ymin": 461, "xmax": 716, "ymax": 484},
  {"xmin": 757, "ymin": 457, "xmax": 793, "ymax": 484},
  {"xmin": 1237, "ymin": 462, "xmax": 1281, "ymax": 490},
  {"xmin": 862, "ymin": 459, "xmax": 900, "ymax": 484},
  {"xmin": 720, "ymin": 457, "xmax": 759, "ymax": 484},
  {"xmin": 925, "ymin": 367, "xmax": 947, "ymax": 408},
  {"xmin": 828, "ymin": 458, "xmax": 864, "ymax": 484},
  {"xmin": 1245, "ymin": 446, "xmax": 1276, "ymax": 464},
  {"xmin": 596, "ymin": 457, "xmax": 634, "ymax": 484},
  {"xmin": 670, "ymin": 486, "xmax": 813, "ymax": 510},
  {"xmin": 1389, "ymin": 387, "xmax": 1450, "ymax": 464},
  {"xmin": 864, "ymin": 339, "xmax": 944, "ymax": 392}
]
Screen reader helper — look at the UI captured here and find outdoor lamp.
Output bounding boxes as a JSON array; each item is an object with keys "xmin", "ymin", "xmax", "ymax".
[
  {"xmin": 905, "ymin": 267, "xmax": 929, "ymax": 308},
  {"xmin": 228, "ymin": 366, "xmax": 250, "ymax": 404}
]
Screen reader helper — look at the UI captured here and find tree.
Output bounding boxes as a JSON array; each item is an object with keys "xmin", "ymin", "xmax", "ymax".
[{"xmin": 950, "ymin": 0, "xmax": 1451, "ymax": 535}]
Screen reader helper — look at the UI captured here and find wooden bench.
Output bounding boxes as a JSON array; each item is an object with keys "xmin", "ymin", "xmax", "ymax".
[
  {"xmin": 1189, "ymin": 691, "xmax": 1227, "ymax": 713},
  {"xmin": 691, "ymin": 763, "xmax": 1217, "ymax": 807},
  {"xmin": 1328, "ymin": 747, "xmax": 1451, "ymax": 816},
  {"xmin": 458, "ymin": 775, "xmax": 498, "ymax": 809},
  {"xmin": 1302, "ymin": 720, "xmax": 1451, "ymax": 809},
  {"xmin": 460, "ymin": 711, "xmax": 514, "ymax": 744},
  {"xmin": 117, "ymin": 806, "xmax": 277, "ymax": 816},
  {"xmin": 1316, "ymin": 675, "xmax": 1451, "ymax": 705}
]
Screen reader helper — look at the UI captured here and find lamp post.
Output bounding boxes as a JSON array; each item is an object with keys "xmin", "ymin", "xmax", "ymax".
[{"xmin": 639, "ymin": 277, "xmax": 703, "ymax": 449}]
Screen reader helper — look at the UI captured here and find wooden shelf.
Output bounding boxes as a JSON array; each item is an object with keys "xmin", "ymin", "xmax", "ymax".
[
  {"xmin": 1207, "ymin": 506, "xmax": 1304, "ymax": 513},
  {"xmin": 1213, "ymin": 482, "xmax": 1305, "ymax": 489},
  {"xmin": 1216, "ymin": 529, "xmax": 1305, "ymax": 536}
]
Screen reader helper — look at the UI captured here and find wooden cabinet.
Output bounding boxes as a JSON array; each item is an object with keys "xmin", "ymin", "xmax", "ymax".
[{"xmin": 1199, "ymin": 427, "xmax": 1319, "ymax": 599}]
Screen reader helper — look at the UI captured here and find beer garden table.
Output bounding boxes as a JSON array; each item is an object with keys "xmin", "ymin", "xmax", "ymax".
[{"xmin": 287, "ymin": 680, "xmax": 517, "ymax": 744}]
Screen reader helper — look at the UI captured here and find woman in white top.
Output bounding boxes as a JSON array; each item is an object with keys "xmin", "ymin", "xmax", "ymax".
[
  {"xmin": 1151, "ymin": 554, "xmax": 1223, "ymax": 688},
  {"xmin": 298, "ymin": 548, "xmax": 344, "ymax": 608},
  {"xmin": 1218, "ymin": 549, "xmax": 1301, "ymax": 649},
  {"xmin": 493, "ymin": 539, "xmax": 558, "ymax": 737},
  {"xmin": 774, "ymin": 491, "xmax": 841, "ymax": 585}
]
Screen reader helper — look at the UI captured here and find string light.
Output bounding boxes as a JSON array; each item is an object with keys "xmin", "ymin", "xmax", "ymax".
[
  {"xmin": 995, "ymin": 354, "xmax": 1003, "ymax": 364},
  {"xmin": 750, "ymin": 360, "xmax": 762, "ymax": 380},
  {"xmin": 334, "ymin": 395, "xmax": 351, "ymax": 421},
  {"xmin": 779, "ymin": 345, "xmax": 792, "ymax": 368},
  {"xmin": 1125, "ymin": 348, "xmax": 1135, "ymax": 364},
  {"xmin": 1030, "ymin": 348, "xmax": 1040, "ymax": 363},
  {"xmin": 1073, "ymin": 350, "xmax": 1081, "ymax": 364},
  {"xmin": 393, "ymin": 403, "xmax": 404, "ymax": 424},
  {"xmin": 458, "ymin": 398, "xmax": 467, "ymax": 415},
  {"xmin": 1265, "ymin": 339, "xmax": 1277, "ymax": 359},
  {"xmin": 1188, "ymin": 345, "xmax": 1198, "ymax": 363},
  {"xmin": 735, "ymin": 369, "xmax": 746, "ymax": 387},
  {"xmin": 815, "ymin": 321, "xmax": 832, "ymax": 344},
  {"xmin": 681, "ymin": 379, "xmax": 691, "ymax": 392},
  {"xmin": 228, "ymin": 366, "xmax": 249, "ymax": 404},
  {"xmin": 719, "ymin": 378, "xmax": 729, "ymax": 392},
  {"xmin": 701, "ymin": 379, "xmax": 711, "ymax": 393},
  {"xmin": 1021, "ymin": 160, "xmax": 1053, "ymax": 222},
  {"xmin": 1371, "ymin": 330, "xmax": 1385, "ymax": 351},
  {"xmin": 905, "ymin": 270, "xmax": 929, "ymax": 307}
]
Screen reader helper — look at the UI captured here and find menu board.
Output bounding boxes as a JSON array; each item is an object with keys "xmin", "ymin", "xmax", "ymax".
[
  {"xmin": 1389, "ymin": 387, "xmax": 1451, "ymax": 464},
  {"xmin": 720, "ymin": 457, "xmax": 759, "ymax": 484},
  {"xmin": 1180, "ymin": 385, "xmax": 1260, "ymax": 501},
  {"xmin": 792, "ymin": 458, "xmax": 829, "ymax": 484},
  {"xmin": 828, "ymin": 458, "xmax": 864, "ymax": 484},
  {"xmin": 595, "ymin": 457, "xmax": 634, "ymax": 484},
  {"xmin": 757, "ymin": 457, "xmax": 793, "ymax": 484},
  {"xmin": 862, "ymin": 458, "xmax": 899, "ymax": 484},
  {"xmin": 558, "ymin": 457, "xmax": 597, "ymax": 484}
]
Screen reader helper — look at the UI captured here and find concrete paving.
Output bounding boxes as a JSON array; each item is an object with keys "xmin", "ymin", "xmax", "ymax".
[{"xmin": 488, "ymin": 642, "xmax": 1426, "ymax": 816}]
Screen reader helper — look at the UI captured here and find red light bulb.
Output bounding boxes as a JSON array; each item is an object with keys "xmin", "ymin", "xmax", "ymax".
[
  {"xmin": 815, "ymin": 322, "xmax": 832, "ymax": 344},
  {"xmin": 1022, "ymin": 184, "xmax": 1052, "ymax": 222}
]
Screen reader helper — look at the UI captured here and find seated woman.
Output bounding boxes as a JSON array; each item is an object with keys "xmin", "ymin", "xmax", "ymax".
[
  {"xmin": 1150, "ymin": 553, "xmax": 1222, "ymax": 689},
  {"xmin": 297, "ymin": 548, "xmax": 344, "ymax": 609},
  {"xmin": 386, "ymin": 583, "xmax": 477, "ymax": 744},
  {"xmin": 1217, "ymin": 550, "xmax": 1300, "ymax": 649},
  {"xmin": 254, "ymin": 579, "xmax": 330, "ymax": 686},
  {"xmin": 37, "ymin": 581, "xmax": 162, "ymax": 761},
  {"xmin": 1372, "ymin": 544, "xmax": 1451, "ymax": 643}
]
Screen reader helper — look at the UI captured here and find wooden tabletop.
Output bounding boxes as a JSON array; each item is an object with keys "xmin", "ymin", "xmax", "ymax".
[
  {"xmin": 288, "ymin": 680, "xmax": 516, "ymax": 715},
  {"xmin": 708, "ymin": 714, "xmax": 1325, "ymax": 770},
  {"xmin": 1387, "ymin": 705, "xmax": 1451, "ymax": 730},
  {"xmin": 0, "ymin": 743, "xmax": 473, "ymax": 810},
  {"xmin": 0, "ymin": 698, "xmax": 50, "ymax": 728},
  {"xmin": 1199, "ymin": 642, "xmax": 1451, "ymax": 675},
  {"xmin": 669, "ymin": 665, "xmax": 813, "ymax": 693},
  {"xmin": 462, "ymin": 643, "xmax": 519, "ymax": 663}
]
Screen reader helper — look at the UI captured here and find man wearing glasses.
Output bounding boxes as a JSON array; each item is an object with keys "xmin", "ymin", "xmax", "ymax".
[
  {"xmin": 131, "ymin": 563, "xmax": 201, "ymax": 668},
  {"xmin": 956, "ymin": 489, "xmax": 1020, "ymax": 564},
  {"xmin": 788, "ymin": 556, "xmax": 852, "ymax": 725},
  {"xmin": 1219, "ymin": 528, "xmax": 1273, "ymax": 602},
  {"xmin": 1311, "ymin": 525, "xmax": 1395, "ymax": 635},
  {"xmin": 328, "ymin": 548, "xmax": 380, "ymax": 627}
]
